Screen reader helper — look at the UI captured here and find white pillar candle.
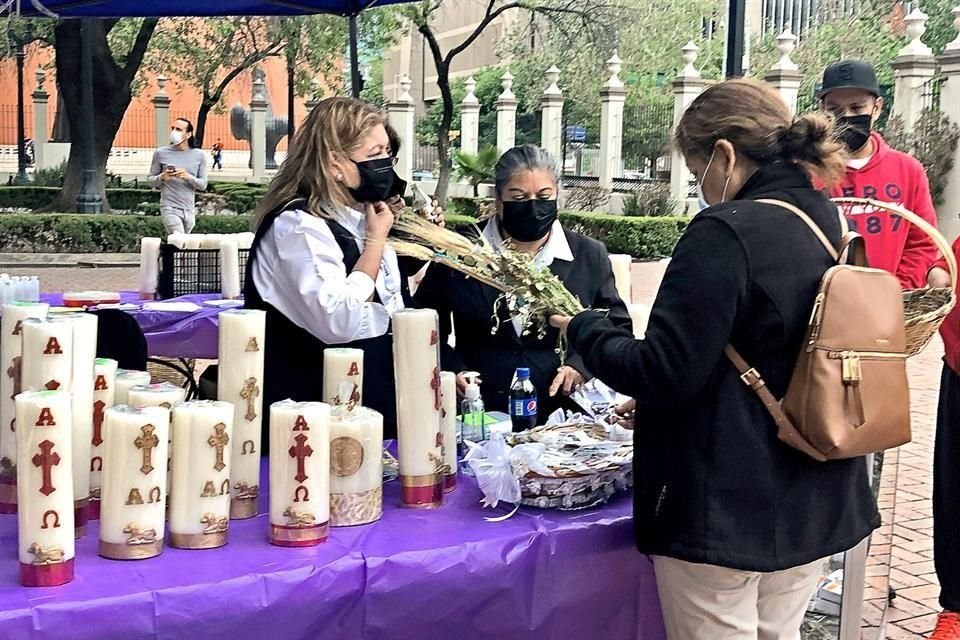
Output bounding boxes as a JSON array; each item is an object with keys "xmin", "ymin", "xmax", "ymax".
[
  {"xmin": 182, "ymin": 235, "xmax": 202, "ymax": 250},
  {"xmin": 608, "ymin": 254, "xmax": 633, "ymax": 303},
  {"xmin": 15, "ymin": 390, "xmax": 74, "ymax": 586},
  {"xmin": 329, "ymin": 406, "xmax": 383, "ymax": 527},
  {"xmin": 168, "ymin": 400, "xmax": 234, "ymax": 549},
  {"xmin": 200, "ymin": 235, "xmax": 222, "ymax": 249},
  {"xmin": 236, "ymin": 232, "xmax": 255, "ymax": 251},
  {"xmin": 269, "ymin": 400, "xmax": 330, "ymax": 546},
  {"xmin": 127, "ymin": 382, "xmax": 187, "ymax": 506},
  {"xmin": 99, "ymin": 406, "xmax": 168, "ymax": 560},
  {"xmin": 138, "ymin": 237, "xmax": 161, "ymax": 300},
  {"xmin": 219, "ymin": 239, "xmax": 241, "ymax": 300},
  {"xmin": 217, "ymin": 309, "xmax": 265, "ymax": 519},
  {"xmin": 66, "ymin": 312, "xmax": 98, "ymax": 538},
  {"xmin": 90, "ymin": 357, "xmax": 118, "ymax": 520},
  {"xmin": 0, "ymin": 302, "xmax": 49, "ymax": 513},
  {"xmin": 167, "ymin": 234, "xmax": 187, "ymax": 249},
  {"xmin": 322, "ymin": 348, "xmax": 363, "ymax": 407},
  {"xmin": 628, "ymin": 303, "xmax": 650, "ymax": 339},
  {"xmin": 392, "ymin": 309, "xmax": 443, "ymax": 508},
  {"xmin": 439, "ymin": 371, "xmax": 458, "ymax": 493},
  {"xmin": 21, "ymin": 317, "xmax": 73, "ymax": 395},
  {"xmin": 115, "ymin": 370, "xmax": 152, "ymax": 406}
]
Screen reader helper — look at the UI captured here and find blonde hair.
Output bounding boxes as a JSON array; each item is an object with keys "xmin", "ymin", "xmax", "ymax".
[
  {"xmin": 254, "ymin": 97, "xmax": 386, "ymax": 228},
  {"xmin": 675, "ymin": 78, "xmax": 847, "ymax": 187}
]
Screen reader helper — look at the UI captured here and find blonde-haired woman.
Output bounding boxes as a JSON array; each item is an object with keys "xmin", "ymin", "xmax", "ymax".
[{"xmin": 245, "ymin": 97, "xmax": 403, "ymax": 445}]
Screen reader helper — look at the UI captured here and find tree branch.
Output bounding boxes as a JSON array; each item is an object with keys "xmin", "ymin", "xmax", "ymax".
[
  {"xmin": 120, "ymin": 18, "xmax": 159, "ymax": 84},
  {"xmin": 207, "ymin": 42, "xmax": 283, "ymax": 105},
  {"xmin": 444, "ymin": 1, "xmax": 522, "ymax": 64}
]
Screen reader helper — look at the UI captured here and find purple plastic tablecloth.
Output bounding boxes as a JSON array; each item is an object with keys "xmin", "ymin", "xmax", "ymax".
[
  {"xmin": 0, "ymin": 461, "xmax": 664, "ymax": 640},
  {"xmin": 41, "ymin": 292, "xmax": 224, "ymax": 360}
]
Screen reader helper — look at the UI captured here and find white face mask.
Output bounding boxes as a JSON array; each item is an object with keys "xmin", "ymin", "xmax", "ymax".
[{"xmin": 169, "ymin": 130, "xmax": 185, "ymax": 146}]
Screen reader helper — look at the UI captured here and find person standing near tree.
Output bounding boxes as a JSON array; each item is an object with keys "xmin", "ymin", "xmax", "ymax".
[
  {"xmin": 148, "ymin": 118, "xmax": 208, "ymax": 235},
  {"xmin": 212, "ymin": 139, "xmax": 224, "ymax": 171},
  {"xmin": 819, "ymin": 60, "xmax": 939, "ymax": 289}
]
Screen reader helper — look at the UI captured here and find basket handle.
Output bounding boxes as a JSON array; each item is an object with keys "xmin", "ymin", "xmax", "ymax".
[{"xmin": 830, "ymin": 197, "xmax": 959, "ymax": 291}]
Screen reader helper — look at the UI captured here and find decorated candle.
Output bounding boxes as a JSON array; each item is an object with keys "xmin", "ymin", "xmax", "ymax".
[
  {"xmin": 439, "ymin": 371, "xmax": 458, "ymax": 493},
  {"xmin": 217, "ymin": 309, "xmax": 265, "ymax": 520},
  {"xmin": 168, "ymin": 401, "xmax": 234, "ymax": 549},
  {"xmin": 15, "ymin": 390, "xmax": 74, "ymax": 586},
  {"xmin": 182, "ymin": 235, "xmax": 202, "ymax": 250},
  {"xmin": 128, "ymin": 382, "xmax": 187, "ymax": 504},
  {"xmin": 322, "ymin": 348, "xmax": 363, "ymax": 407},
  {"xmin": 628, "ymin": 303, "xmax": 650, "ymax": 339},
  {"xmin": 269, "ymin": 400, "xmax": 330, "ymax": 545},
  {"xmin": 0, "ymin": 302, "xmax": 49, "ymax": 513},
  {"xmin": 608, "ymin": 254, "xmax": 632, "ymax": 303},
  {"xmin": 21, "ymin": 317, "xmax": 74, "ymax": 395},
  {"xmin": 99, "ymin": 406, "xmax": 168, "ymax": 560},
  {"xmin": 219, "ymin": 239, "xmax": 242, "ymax": 300},
  {"xmin": 138, "ymin": 237, "xmax": 161, "ymax": 300},
  {"xmin": 90, "ymin": 358, "xmax": 118, "ymax": 520},
  {"xmin": 166, "ymin": 233, "xmax": 187, "ymax": 249},
  {"xmin": 115, "ymin": 370, "xmax": 152, "ymax": 406},
  {"xmin": 329, "ymin": 406, "xmax": 383, "ymax": 527},
  {"xmin": 392, "ymin": 309, "xmax": 443, "ymax": 508},
  {"xmin": 66, "ymin": 312, "xmax": 98, "ymax": 537}
]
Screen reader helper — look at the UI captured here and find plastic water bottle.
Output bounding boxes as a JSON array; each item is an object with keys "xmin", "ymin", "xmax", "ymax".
[
  {"xmin": 508, "ymin": 367, "xmax": 537, "ymax": 431},
  {"xmin": 458, "ymin": 372, "xmax": 486, "ymax": 475}
]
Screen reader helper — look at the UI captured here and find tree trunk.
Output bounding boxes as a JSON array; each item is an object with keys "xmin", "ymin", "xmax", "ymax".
[
  {"xmin": 49, "ymin": 19, "xmax": 158, "ymax": 212},
  {"xmin": 434, "ymin": 68, "xmax": 454, "ymax": 205},
  {"xmin": 195, "ymin": 99, "xmax": 215, "ymax": 149},
  {"xmin": 51, "ymin": 92, "xmax": 70, "ymax": 142}
]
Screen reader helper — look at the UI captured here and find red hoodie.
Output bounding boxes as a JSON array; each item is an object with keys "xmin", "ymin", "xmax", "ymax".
[
  {"xmin": 936, "ymin": 237, "xmax": 960, "ymax": 374},
  {"xmin": 828, "ymin": 132, "xmax": 939, "ymax": 289}
]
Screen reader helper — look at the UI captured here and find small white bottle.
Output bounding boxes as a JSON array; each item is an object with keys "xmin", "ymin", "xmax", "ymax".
[{"xmin": 27, "ymin": 276, "xmax": 39, "ymax": 302}]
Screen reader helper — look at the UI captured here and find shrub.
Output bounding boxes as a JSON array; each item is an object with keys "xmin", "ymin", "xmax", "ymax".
[
  {"xmin": 453, "ymin": 146, "xmax": 499, "ymax": 197},
  {"xmin": 31, "ymin": 160, "xmax": 68, "ymax": 187},
  {"xmin": 447, "ymin": 197, "xmax": 492, "ymax": 218},
  {"xmin": 621, "ymin": 182, "xmax": 676, "ymax": 217},
  {"xmin": 883, "ymin": 108, "xmax": 960, "ymax": 206},
  {"xmin": 0, "ymin": 186, "xmax": 159, "ymax": 212},
  {"xmin": 564, "ymin": 186, "xmax": 611, "ymax": 212},
  {"xmin": 559, "ymin": 210, "xmax": 687, "ymax": 258}
]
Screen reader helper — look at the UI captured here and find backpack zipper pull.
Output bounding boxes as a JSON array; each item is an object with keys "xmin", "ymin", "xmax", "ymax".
[{"xmin": 806, "ymin": 292, "xmax": 826, "ymax": 352}]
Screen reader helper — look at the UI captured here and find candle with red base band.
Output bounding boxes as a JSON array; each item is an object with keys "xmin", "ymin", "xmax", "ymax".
[
  {"xmin": 392, "ymin": 309, "xmax": 443, "ymax": 508},
  {"xmin": 439, "ymin": 371, "xmax": 458, "ymax": 493},
  {"xmin": 0, "ymin": 302, "xmax": 49, "ymax": 514},
  {"xmin": 269, "ymin": 400, "xmax": 330, "ymax": 546},
  {"xmin": 89, "ymin": 358, "xmax": 118, "ymax": 520},
  {"xmin": 15, "ymin": 390, "xmax": 75, "ymax": 586}
]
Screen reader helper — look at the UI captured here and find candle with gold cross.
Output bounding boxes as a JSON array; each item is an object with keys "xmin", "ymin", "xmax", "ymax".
[
  {"xmin": 168, "ymin": 400, "xmax": 234, "ymax": 549},
  {"xmin": 217, "ymin": 309, "xmax": 266, "ymax": 520},
  {"xmin": 128, "ymin": 382, "xmax": 187, "ymax": 506},
  {"xmin": 322, "ymin": 348, "xmax": 363, "ymax": 407},
  {"xmin": 439, "ymin": 371, "xmax": 458, "ymax": 493},
  {"xmin": 15, "ymin": 390, "xmax": 74, "ymax": 586},
  {"xmin": 99, "ymin": 405, "xmax": 168, "ymax": 560},
  {"xmin": 114, "ymin": 370, "xmax": 151, "ymax": 406},
  {"xmin": 269, "ymin": 400, "xmax": 330, "ymax": 546},
  {"xmin": 0, "ymin": 302, "xmax": 49, "ymax": 514},
  {"xmin": 89, "ymin": 358, "xmax": 118, "ymax": 520},
  {"xmin": 329, "ymin": 406, "xmax": 383, "ymax": 527},
  {"xmin": 392, "ymin": 309, "xmax": 444, "ymax": 508}
]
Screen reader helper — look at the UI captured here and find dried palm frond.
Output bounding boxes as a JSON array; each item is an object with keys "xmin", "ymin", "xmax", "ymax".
[{"xmin": 381, "ymin": 214, "xmax": 583, "ymax": 340}]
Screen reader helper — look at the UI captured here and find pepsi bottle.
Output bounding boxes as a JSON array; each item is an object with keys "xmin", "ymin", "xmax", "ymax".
[{"xmin": 508, "ymin": 367, "xmax": 538, "ymax": 431}]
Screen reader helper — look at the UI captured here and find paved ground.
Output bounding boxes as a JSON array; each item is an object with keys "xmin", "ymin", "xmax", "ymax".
[{"xmin": 10, "ymin": 258, "xmax": 946, "ymax": 638}]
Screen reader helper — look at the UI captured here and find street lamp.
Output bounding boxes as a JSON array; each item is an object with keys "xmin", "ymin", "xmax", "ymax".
[{"xmin": 14, "ymin": 39, "xmax": 29, "ymax": 184}]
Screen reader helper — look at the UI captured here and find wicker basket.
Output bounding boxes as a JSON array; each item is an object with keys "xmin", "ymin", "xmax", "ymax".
[{"xmin": 832, "ymin": 197, "xmax": 957, "ymax": 357}]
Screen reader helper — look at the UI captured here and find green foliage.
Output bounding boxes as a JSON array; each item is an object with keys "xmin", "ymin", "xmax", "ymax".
[
  {"xmin": 0, "ymin": 187, "xmax": 158, "ymax": 211},
  {"xmin": 560, "ymin": 210, "xmax": 688, "ymax": 258},
  {"xmin": 621, "ymin": 183, "xmax": 676, "ymax": 217},
  {"xmin": 453, "ymin": 146, "xmax": 500, "ymax": 197},
  {"xmin": 31, "ymin": 161, "xmax": 68, "ymax": 187},
  {"xmin": 882, "ymin": 109, "xmax": 960, "ymax": 206},
  {"xmin": 564, "ymin": 186, "xmax": 611, "ymax": 212},
  {"xmin": 447, "ymin": 197, "xmax": 495, "ymax": 218}
]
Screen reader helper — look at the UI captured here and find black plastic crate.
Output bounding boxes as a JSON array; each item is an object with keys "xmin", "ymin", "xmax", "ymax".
[{"xmin": 157, "ymin": 243, "xmax": 249, "ymax": 299}]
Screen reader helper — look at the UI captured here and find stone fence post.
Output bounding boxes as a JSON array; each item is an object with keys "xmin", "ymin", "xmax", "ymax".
[
  {"xmin": 599, "ymin": 51, "xmax": 626, "ymax": 190},
  {"xmin": 540, "ymin": 66, "xmax": 564, "ymax": 162},
  {"xmin": 671, "ymin": 42, "xmax": 706, "ymax": 213}
]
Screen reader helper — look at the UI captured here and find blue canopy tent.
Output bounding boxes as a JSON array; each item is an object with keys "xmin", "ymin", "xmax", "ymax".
[{"xmin": 3, "ymin": 0, "xmax": 417, "ymax": 210}]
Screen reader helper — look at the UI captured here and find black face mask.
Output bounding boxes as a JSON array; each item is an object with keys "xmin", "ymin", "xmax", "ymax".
[
  {"xmin": 500, "ymin": 199, "xmax": 558, "ymax": 242},
  {"xmin": 836, "ymin": 114, "xmax": 873, "ymax": 152},
  {"xmin": 348, "ymin": 157, "xmax": 396, "ymax": 203},
  {"xmin": 386, "ymin": 170, "xmax": 407, "ymax": 201}
]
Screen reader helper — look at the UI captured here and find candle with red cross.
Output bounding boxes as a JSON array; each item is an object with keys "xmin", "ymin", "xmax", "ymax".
[
  {"xmin": 114, "ymin": 369, "xmax": 151, "ymax": 406},
  {"xmin": 392, "ymin": 309, "xmax": 444, "ymax": 508},
  {"xmin": 329, "ymin": 406, "xmax": 383, "ymax": 527},
  {"xmin": 168, "ymin": 401, "xmax": 234, "ymax": 549},
  {"xmin": 217, "ymin": 309, "xmax": 266, "ymax": 520},
  {"xmin": 0, "ymin": 302, "xmax": 49, "ymax": 514},
  {"xmin": 322, "ymin": 348, "xmax": 363, "ymax": 408},
  {"xmin": 439, "ymin": 371, "xmax": 458, "ymax": 493},
  {"xmin": 99, "ymin": 405, "xmax": 168, "ymax": 560},
  {"xmin": 89, "ymin": 358, "xmax": 118, "ymax": 520},
  {"xmin": 64, "ymin": 312, "xmax": 98, "ymax": 538},
  {"xmin": 15, "ymin": 389, "xmax": 74, "ymax": 586},
  {"xmin": 269, "ymin": 400, "xmax": 330, "ymax": 546}
]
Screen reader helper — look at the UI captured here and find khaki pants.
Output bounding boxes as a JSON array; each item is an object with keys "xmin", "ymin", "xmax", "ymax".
[{"xmin": 652, "ymin": 555, "xmax": 822, "ymax": 640}]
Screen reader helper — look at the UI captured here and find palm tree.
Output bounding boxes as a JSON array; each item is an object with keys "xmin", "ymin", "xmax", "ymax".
[{"xmin": 453, "ymin": 145, "xmax": 500, "ymax": 198}]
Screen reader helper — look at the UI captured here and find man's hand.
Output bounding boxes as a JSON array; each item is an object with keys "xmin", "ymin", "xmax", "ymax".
[
  {"xmin": 928, "ymin": 266, "xmax": 952, "ymax": 289},
  {"xmin": 614, "ymin": 398, "xmax": 635, "ymax": 429}
]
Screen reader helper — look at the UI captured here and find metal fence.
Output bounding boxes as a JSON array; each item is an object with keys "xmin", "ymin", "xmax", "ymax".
[{"xmin": 622, "ymin": 102, "xmax": 673, "ymax": 181}]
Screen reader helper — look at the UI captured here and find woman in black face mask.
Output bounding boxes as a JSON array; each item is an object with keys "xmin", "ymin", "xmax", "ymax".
[
  {"xmin": 244, "ymin": 97, "xmax": 406, "ymax": 446},
  {"xmin": 414, "ymin": 144, "xmax": 631, "ymax": 425}
]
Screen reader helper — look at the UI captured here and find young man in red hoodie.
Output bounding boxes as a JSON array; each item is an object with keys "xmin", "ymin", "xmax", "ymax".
[{"xmin": 820, "ymin": 60, "xmax": 940, "ymax": 289}]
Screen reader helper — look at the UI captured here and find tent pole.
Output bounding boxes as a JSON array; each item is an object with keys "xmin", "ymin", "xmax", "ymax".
[
  {"xmin": 725, "ymin": 0, "xmax": 746, "ymax": 78},
  {"xmin": 349, "ymin": 13, "xmax": 360, "ymax": 98},
  {"xmin": 76, "ymin": 18, "xmax": 102, "ymax": 213}
]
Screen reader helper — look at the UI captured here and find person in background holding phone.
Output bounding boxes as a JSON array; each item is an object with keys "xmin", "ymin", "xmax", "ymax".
[{"xmin": 148, "ymin": 117, "xmax": 208, "ymax": 235}]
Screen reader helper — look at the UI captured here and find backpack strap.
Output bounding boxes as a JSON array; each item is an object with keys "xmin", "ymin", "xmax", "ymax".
[{"xmin": 723, "ymin": 345, "xmax": 828, "ymax": 462}]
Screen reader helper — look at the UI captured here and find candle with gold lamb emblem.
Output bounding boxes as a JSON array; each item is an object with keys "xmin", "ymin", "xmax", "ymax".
[
  {"xmin": 329, "ymin": 406, "xmax": 383, "ymax": 527},
  {"xmin": 322, "ymin": 348, "xmax": 363, "ymax": 407},
  {"xmin": 168, "ymin": 401, "xmax": 234, "ymax": 549},
  {"xmin": 217, "ymin": 309, "xmax": 266, "ymax": 520},
  {"xmin": 15, "ymin": 390, "xmax": 74, "ymax": 586},
  {"xmin": 89, "ymin": 358, "xmax": 118, "ymax": 520},
  {"xmin": 269, "ymin": 400, "xmax": 330, "ymax": 545},
  {"xmin": 0, "ymin": 302, "xmax": 49, "ymax": 514},
  {"xmin": 99, "ymin": 406, "xmax": 168, "ymax": 560}
]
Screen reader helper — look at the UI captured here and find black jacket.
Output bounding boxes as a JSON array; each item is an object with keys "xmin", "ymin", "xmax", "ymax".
[
  {"xmin": 415, "ymin": 223, "xmax": 631, "ymax": 422},
  {"xmin": 567, "ymin": 163, "xmax": 880, "ymax": 571}
]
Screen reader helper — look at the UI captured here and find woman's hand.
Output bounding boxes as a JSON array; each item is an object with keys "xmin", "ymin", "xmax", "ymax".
[
  {"xmin": 928, "ymin": 266, "xmax": 952, "ymax": 289},
  {"xmin": 549, "ymin": 315, "xmax": 572, "ymax": 334},
  {"xmin": 549, "ymin": 365, "xmax": 584, "ymax": 397},
  {"xmin": 614, "ymin": 398, "xmax": 635, "ymax": 429},
  {"xmin": 456, "ymin": 371, "xmax": 481, "ymax": 395},
  {"xmin": 385, "ymin": 195, "xmax": 405, "ymax": 217},
  {"xmin": 365, "ymin": 201, "xmax": 395, "ymax": 241}
]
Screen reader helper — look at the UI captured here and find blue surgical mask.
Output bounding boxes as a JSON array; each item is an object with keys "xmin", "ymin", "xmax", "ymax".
[{"xmin": 696, "ymin": 148, "xmax": 730, "ymax": 210}]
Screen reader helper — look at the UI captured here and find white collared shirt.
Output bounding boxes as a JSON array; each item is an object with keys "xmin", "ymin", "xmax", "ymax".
[
  {"xmin": 483, "ymin": 218, "xmax": 573, "ymax": 336},
  {"xmin": 252, "ymin": 207, "xmax": 404, "ymax": 344}
]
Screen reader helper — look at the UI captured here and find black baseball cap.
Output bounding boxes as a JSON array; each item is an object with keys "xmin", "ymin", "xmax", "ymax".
[{"xmin": 818, "ymin": 60, "xmax": 880, "ymax": 98}]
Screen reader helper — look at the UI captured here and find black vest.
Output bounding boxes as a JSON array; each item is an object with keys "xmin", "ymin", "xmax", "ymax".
[{"xmin": 244, "ymin": 199, "xmax": 398, "ymax": 452}]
